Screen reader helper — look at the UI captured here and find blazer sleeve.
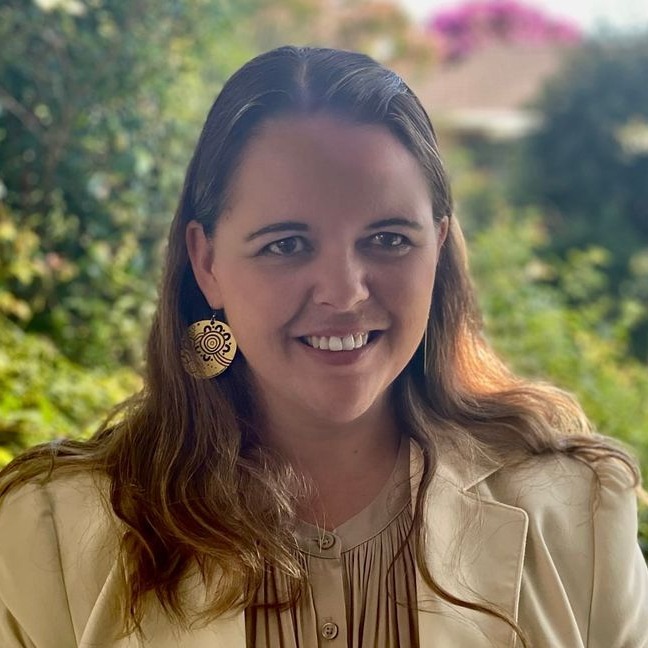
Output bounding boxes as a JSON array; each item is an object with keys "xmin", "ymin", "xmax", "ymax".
[
  {"xmin": 587, "ymin": 461, "xmax": 648, "ymax": 648},
  {"xmin": 0, "ymin": 483, "xmax": 78, "ymax": 648}
]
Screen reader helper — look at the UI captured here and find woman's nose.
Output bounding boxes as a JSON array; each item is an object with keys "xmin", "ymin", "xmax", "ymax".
[{"xmin": 311, "ymin": 249, "xmax": 370, "ymax": 310}]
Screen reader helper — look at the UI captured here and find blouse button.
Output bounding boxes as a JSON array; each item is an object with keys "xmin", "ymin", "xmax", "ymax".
[
  {"xmin": 319, "ymin": 533, "xmax": 336, "ymax": 550},
  {"xmin": 321, "ymin": 621, "xmax": 339, "ymax": 640}
]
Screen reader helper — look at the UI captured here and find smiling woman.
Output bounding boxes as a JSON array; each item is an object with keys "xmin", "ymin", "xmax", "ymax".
[
  {"xmin": 186, "ymin": 115, "xmax": 444, "ymax": 435},
  {"xmin": 0, "ymin": 46, "xmax": 647, "ymax": 648}
]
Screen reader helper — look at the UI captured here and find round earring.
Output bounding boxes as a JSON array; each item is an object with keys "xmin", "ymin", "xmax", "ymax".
[{"xmin": 181, "ymin": 312, "xmax": 237, "ymax": 379}]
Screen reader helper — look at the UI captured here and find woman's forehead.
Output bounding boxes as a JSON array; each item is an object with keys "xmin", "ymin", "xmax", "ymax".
[
  {"xmin": 225, "ymin": 114, "xmax": 432, "ymax": 215},
  {"xmin": 245, "ymin": 114, "xmax": 412, "ymax": 168}
]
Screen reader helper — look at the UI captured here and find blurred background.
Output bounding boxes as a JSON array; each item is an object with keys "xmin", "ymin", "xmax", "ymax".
[{"xmin": 1, "ymin": 0, "xmax": 647, "ymax": 554}]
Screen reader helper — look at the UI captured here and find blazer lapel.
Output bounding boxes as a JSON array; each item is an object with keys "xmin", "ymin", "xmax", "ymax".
[{"xmin": 411, "ymin": 444, "xmax": 529, "ymax": 648}]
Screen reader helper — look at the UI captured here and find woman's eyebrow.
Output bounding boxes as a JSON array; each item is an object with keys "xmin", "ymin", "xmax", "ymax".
[
  {"xmin": 365, "ymin": 217, "xmax": 423, "ymax": 231},
  {"xmin": 245, "ymin": 221, "xmax": 309, "ymax": 242},
  {"xmin": 245, "ymin": 217, "xmax": 422, "ymax": 242}
]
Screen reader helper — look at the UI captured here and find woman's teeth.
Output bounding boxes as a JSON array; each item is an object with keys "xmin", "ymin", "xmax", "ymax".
[{"xmin": 305, "ymin": 333, "xmax": 369, "ymax": 351}]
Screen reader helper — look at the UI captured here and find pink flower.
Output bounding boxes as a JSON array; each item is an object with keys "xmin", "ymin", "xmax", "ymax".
[{"xmin": 426, "ymin": 0, "xmax": 582, "ymax": 61}]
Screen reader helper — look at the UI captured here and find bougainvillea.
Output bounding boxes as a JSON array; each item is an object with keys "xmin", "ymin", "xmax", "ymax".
[{"xmin": 427, "ymin": 0, "xmax": 581, "ymax": 61}]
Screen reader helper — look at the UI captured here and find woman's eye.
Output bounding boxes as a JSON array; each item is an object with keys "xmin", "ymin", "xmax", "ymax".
[
  {"xmin": 367, "ymin": 232, "xmax": 412, "ymax": 252},
  {"xmin": 262, "ymin": 236, "xmax": 309, "ymax": 257}
]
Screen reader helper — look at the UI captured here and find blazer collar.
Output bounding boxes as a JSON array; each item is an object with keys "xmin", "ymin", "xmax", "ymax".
[{"xmin": 411, "ymin": 441, "xmax": 529, "ymax": 648}]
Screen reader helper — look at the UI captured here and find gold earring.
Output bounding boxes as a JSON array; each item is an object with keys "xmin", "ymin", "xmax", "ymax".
[{"xmin": 181, "ymin": 313, "xmax": 237, "ymax": 379}]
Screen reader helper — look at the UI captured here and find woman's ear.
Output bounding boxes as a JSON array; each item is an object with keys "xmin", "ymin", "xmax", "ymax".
[
  {"xmin": 436, "ymin": 215, "xmax": 450, "ymax": 252},
  {"xmin": 185, "ymin": 220, "xmax": 224, "ymax": 309}
]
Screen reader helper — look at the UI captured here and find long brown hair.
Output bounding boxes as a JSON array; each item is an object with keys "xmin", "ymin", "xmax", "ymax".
[{"xmin": 0, "ymin": 46, "xmax": 640, "ymax": 645}]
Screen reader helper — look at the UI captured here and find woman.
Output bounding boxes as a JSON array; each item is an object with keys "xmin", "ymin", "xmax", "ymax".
[{"xmin": 1, "ymin": 46, "xmax": 646, "ymax": 648}]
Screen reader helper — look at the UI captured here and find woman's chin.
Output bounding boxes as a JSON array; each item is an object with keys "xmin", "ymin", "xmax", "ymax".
[{"xmin": 292, "ymin": 388, "xmax": 392, "ymax": 430}]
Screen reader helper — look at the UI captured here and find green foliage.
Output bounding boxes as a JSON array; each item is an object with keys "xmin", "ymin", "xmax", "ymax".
[
  {"xmin": 0, "ymin": 0, "xmax": 257, "ymax": 368},
  {"xmin": 0, "ymin": 0, "xmax": 260, "ymax": 458},
  {"xmin": 0, "ymin": 314, "xmax": 140, "ymax": 466},
  {"xmin": 516, "ymin": 34, "xmax": 648, "ymax": 359},
  {"xmin": 451, "ymin": 143, "xmax": 648, "ymax": 476},
  {"xmin": 469, "ymin": 210, "xmax": 648, "ymax": 470},
  {"xmin": 455, "ymin": 157, "xmax": 648, "ymax": 556}
]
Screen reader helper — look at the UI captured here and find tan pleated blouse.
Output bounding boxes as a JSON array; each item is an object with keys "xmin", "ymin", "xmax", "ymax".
[{"xmin": 245, "ymin": 440, "xmax": 419, "ymax": 647}]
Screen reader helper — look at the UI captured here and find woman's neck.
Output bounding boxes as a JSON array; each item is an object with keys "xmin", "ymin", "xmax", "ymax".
[{"xmin": 260, "ymin": 398, "xmax": 402, "ymax": 529}]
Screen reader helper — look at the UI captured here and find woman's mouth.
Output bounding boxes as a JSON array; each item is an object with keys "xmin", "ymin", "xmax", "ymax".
[{"xmin": 300, "ymin": 332, "xmax": 376, "ymax": 351}]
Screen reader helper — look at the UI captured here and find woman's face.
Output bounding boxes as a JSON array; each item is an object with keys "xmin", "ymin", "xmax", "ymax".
[{"xmin": 187, "ymin": 115, "xmax": 447, "ymax": 429}]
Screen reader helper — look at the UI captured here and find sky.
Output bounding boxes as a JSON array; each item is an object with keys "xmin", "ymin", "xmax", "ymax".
[{"xmin": 396, "ymin": 0, "xmax": 648, "ymax": 33}]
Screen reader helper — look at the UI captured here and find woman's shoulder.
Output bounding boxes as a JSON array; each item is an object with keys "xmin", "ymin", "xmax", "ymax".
[
  {"xmin": 431, "ymin": 433, "xmax": 637, "ymax": 506},
  {"xmin": 480, "ymin": 452, "xmax": 648, "ymax": 646},
  {"xmin": 0, "ymin": 471, "xmax": 121, "ymax": 647},
  {"xmin": 0, "ymin": 469, "xmax": 116, "ymax": 541},
  {"xmin": 476, "ymin": 450, "xmax": 643, "ymax": 574},
  {"xmin": 0, "ymin": 470, "xmax": 120, "ymax": 591},
  {"xmin": 480, "ymin": 450, "xmax": 638, "ymax": 512},
  {"xmin": 431, "ymin": 436, "xmax": 641, "ymax": 534}
]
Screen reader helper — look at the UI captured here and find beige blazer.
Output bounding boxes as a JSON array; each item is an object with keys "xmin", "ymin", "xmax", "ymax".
[{"xmin": 1, "ymin": 445, "xmax": 647, "ymax": 647}]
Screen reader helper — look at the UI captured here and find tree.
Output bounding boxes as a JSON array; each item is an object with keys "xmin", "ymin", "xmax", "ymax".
[
  {"xmin": 516, "ymin": 34, "xmax": 648, "ymax": 360},
  {"xmin": 468, "ymin": 202, "xmax": 648, "ymax": 557},
  {"xmin": 0, "ymin": 0, "xmax": 260, "ymax": 458},
  {"xmin": 448, "ymin": 147, "xmax": 648, "ymax": 478},
  {"xmin": 0, "ymin": 0, "xmax": 257, "ymax": 368}
]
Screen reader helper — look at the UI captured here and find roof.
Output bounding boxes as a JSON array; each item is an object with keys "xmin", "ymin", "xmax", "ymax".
[{"xmin": 406, "ymin": 42, "xmax": 575, "ymax": 138}]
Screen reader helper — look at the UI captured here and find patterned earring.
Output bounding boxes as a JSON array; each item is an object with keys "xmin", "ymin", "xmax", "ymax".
[{"xmin": 181, "ymin": 312, "xmax": 237, "ymax": 379}]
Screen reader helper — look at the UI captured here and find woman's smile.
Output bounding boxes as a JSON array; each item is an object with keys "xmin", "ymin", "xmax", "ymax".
[
  {"xmin": 295, "ymin": 330, "xmax": 383, "ymax": 368},
  {"xmin": 301, "ymin": 332, "xmax": 370, "ymax": 351}
]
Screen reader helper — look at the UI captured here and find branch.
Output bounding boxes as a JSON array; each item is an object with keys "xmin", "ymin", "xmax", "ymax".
[{"xmin": 0, "ymin": 85, "xmax": 44, "ymax": 137}]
